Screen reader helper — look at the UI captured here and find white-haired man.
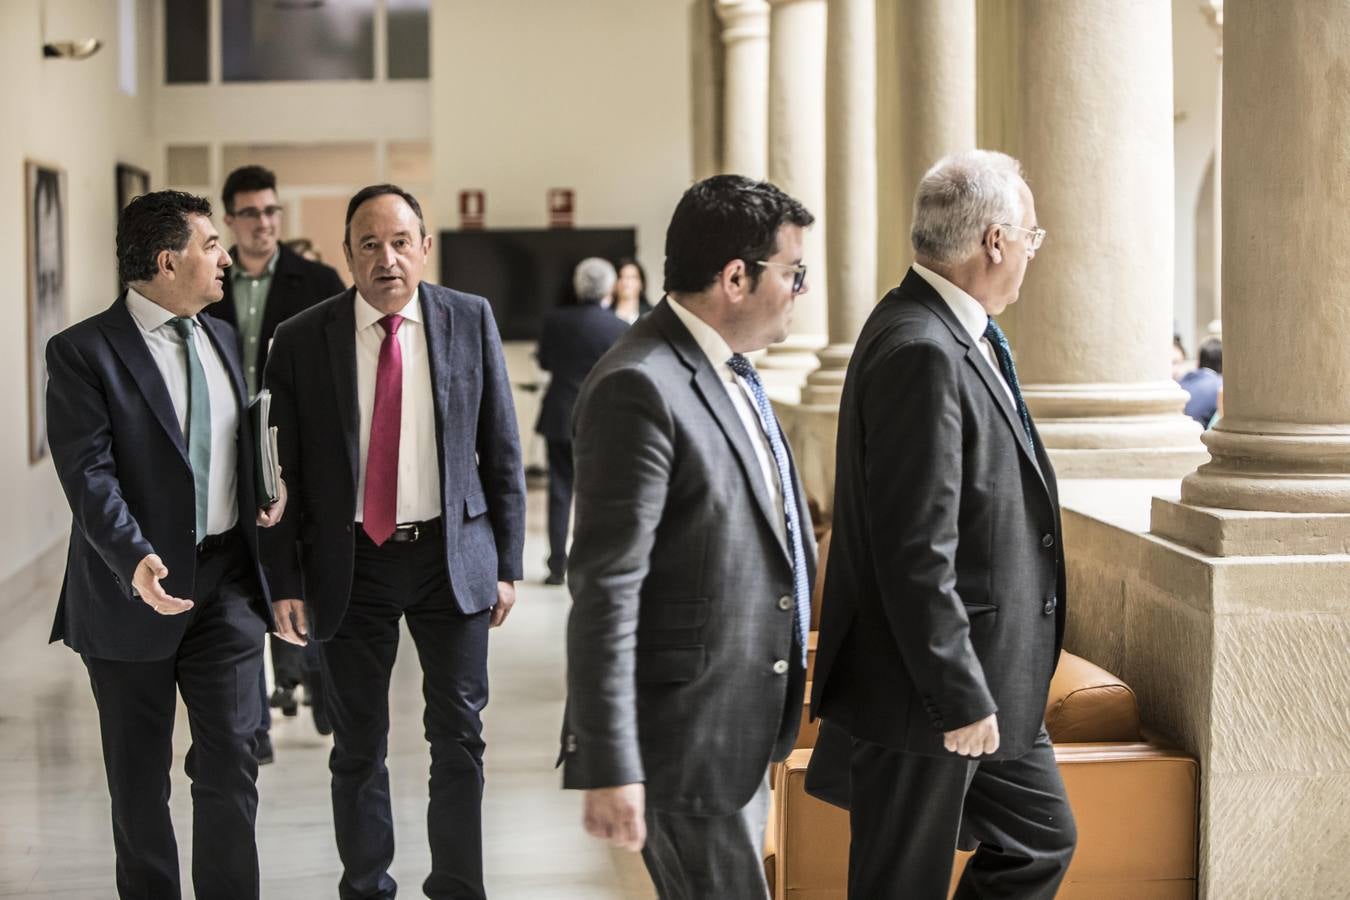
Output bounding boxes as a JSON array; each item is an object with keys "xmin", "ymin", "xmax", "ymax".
[
  {"xmin": 534, "ymin": 257, "xmax": 628, "ymax": 584},
  {"xmin": 810, "ymin": 150, "xmax": 1076, "ymax": 897}
]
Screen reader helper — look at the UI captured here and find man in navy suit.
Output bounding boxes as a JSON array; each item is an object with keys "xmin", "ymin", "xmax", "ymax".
[
  {"xmin": 45, "ymin": 190, "xmax": 285, "ymax": 899},
  {"xmin": 263, "ymin": 184, "xmax": 526, "ymax": 900},
  {"xmin": 534, "ymin": 257, "xmax": 629, "ymax": 584}
]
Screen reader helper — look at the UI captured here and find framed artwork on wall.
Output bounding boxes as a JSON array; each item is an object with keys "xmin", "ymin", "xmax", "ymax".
[
  {"xmin": 26, "ymin": 161, "xmax": 68, "ymax": 464},
  {"xmin": 116, "ymin": 162, "xmax": 150, "ymax": 213}
]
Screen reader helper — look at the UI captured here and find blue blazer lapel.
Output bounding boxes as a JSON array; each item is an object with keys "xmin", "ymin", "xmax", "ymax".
[
  {"xmin": 323, "ymin": 292, "xmax": 360, "ymax": 489},
  {"xmin": 654, "ymin": 302, "xmax": 793, "ymax": 567},
  {"xmin": 100, "ymin": 297, "xmax": 189, "ymax": 467},
  {"xmin": 419, "ymin": 284, "xmax": 453, "ymax": 476}
]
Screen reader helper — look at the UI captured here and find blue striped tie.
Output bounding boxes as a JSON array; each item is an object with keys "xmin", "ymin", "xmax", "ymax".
[
  {"xmin": 726, "ymin": 354, "xmax": 810, "ymax": 668},
  {"xmin": 984, "ymin": 319, "xmax": 1034, "ymax": 446}
]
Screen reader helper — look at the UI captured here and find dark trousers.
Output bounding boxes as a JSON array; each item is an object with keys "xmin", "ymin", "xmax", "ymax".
[
  {"xmin": 545, "ymin": 438, "xmax": 573, "ymax": 577},
  {"xmin": 641, "ymin": 777, "xmax": 772, "ymax": 900},
  {"xmin": 847, "ymin": 727, "xmax": 1076, "ymax": 899},
  {"xmin": 321, "ymin": 528, "xmax": 491, "ymax": 900},
  {"xmin": 83, "ymin": 535, "xmax": 267, "ymax": 900}
]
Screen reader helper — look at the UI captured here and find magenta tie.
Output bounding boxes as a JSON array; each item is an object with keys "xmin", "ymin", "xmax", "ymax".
[{"xmin": 363, "ymin": 314, "xmax": 404, "ymax": 546}]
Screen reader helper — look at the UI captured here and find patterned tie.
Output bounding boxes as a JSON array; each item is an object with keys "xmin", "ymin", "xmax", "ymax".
[
  {"xmin": 363, "ymin": 314, "xmax": 404, "ymax": 546},
  {"xmin": 984, "ymin": 319, "xmax": 1034, "ymax": 446},
  {"xmin": 169, "ymin": 317, "xmax": 212, "ymax": 541},
  {"xmin": 726, "ymin": 353, "xmax": 810, "ymax": 668}
]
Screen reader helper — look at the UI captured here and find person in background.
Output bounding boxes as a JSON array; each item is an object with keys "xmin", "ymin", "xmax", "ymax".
[
  {"xmin": 1171, "ymin": 333, "xmax": 1191, "ymax": 381},
  {"xmin": 609, "ymin": 256, "xmax": 652, "ymax": 324},
  {"xmin": 535, "ymin": 257, "xmax": 629, "ymax": 585},
  {"xmin": 1180, "ymin": 336, "xmax": 1223, "ymax": 427},
  {"xmin": 284, "ymin": 236, "xmax": 325, "ymax": 264},
  {"xmin": 205, "ymin": 164, "xmax": 347, "ymax": 757}
]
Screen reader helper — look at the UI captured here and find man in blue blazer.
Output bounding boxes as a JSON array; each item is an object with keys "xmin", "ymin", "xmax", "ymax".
[
  {"xmin": 263, "ymin": 184, "xmax": 526, "ymax": 900},
  {"xmin": 45, "ymin": 190, "xmax": 285, "ymax": 899}
]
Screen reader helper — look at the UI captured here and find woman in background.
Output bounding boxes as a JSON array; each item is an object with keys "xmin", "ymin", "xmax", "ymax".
[{"xmin": 609, "ymin": 256, "xmax": 652, "ymax": 324}]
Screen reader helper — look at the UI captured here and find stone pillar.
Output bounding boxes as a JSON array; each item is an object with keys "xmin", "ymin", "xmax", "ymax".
[
  {"xmin": 892, "ymin": 0, "xmax": 976, "ymax": 273},
  {"xmin": 690, "ymin": 0, "xmax": 725, "ymax": 181},
  {"xmin": 780, "ymin": 0, "xmax": 876, "ymax": 513},
  {"xmin": 715, "ymin": 0, "xmax": 770, "ymax": 179},
  {"xmin": 758, "ymin": 0, "xmax": 827, "ymax": 404},
  {"xmin": 1012, "ymin": 1, "xmax": 1205, "ymax": 478}
]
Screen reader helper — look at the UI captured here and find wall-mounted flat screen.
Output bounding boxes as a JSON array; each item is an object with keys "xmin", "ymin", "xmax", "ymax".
[{"xmin": 438, "ymin": 228, "xmax": 636, "ymax": 342}]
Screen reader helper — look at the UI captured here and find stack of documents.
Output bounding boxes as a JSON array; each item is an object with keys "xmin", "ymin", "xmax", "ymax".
[{"xmin": 250, "ymin": 390, "xmax": 282, "ymax": 506}]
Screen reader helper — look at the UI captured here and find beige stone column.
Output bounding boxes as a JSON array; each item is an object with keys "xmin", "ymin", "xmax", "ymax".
[
  {"xmin": 1012, "ymin": 1, "xmax": 1204, "ymax": 477},
  {"xmin": 891, "ymin": 0, "xmax": 976, "ymax": 274},
  {"xmin": 690, "ymin": 0, "xmax": 725, "ymax": 181},
  {"xmin": 1176, "ymin": 4, "xmax": 1350, "ymax": 515},
  {"xmin": 715, "ymin": 0, "xmax": 770, "ymax": 179},
  {"xmin": 758, "ymin": 0, "xmax": 827, "ymax": 404},
  {"xmin": 780, "ymin": 0, "xmax": 876, "ymax": 513}
]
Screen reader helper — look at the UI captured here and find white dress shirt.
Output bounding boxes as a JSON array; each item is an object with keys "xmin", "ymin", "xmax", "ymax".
[
  {"xmin": 125, "ymin": 287, "xmax": 240, "ymax": 537},
  {"xmin": 353, "ymin": 290, "xmax": 442, "ymax": 524},
  {"xmin": 667, "ymin": 297, "xmax": 786, "ymax": 548},
  {"xmin": 911, "ymin": 263, "xmax": 1016, "ymax": 406}
]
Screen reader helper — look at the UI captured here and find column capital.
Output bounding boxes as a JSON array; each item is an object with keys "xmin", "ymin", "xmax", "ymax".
[{"xmin": 716, "ymin": 0, "xmax": 770, "ymax": 42}]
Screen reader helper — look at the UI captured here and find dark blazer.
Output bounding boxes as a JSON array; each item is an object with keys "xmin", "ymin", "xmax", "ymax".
[
  {"xmin": 811, "ymin": 269, "xmax": 1066, "ymax": 762},
  {"xmin": 535, "ymin": 302, "xmax": 629, "ymax": 440},
  {"xmin": 45, "ymin": 296, "xmax": 274, "ymax": 661},
  {"xmin": 560, "ymin": 300, "xmax": 816, "ymax": 816},
  {"xmin": 261, "ymin": 283, "xmax": 526, "ymax": 640},
  {"xmin": 203, "ymin": 243, "xmax": 346, "ymax": 385}
]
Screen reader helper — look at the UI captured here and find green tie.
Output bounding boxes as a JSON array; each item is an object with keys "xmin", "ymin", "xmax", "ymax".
[{"xmin": 170, "ymin": 317, "xmax": 211, "ymax": 540}]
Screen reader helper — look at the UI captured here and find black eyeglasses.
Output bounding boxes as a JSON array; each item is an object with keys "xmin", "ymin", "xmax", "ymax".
[
  {"xmin": 231, "ymin": 205, "xmax": 283, "ymax": 221},
  {"xmin": 756, "ymin": 260, "xmax": 808, "ymax": 294}
]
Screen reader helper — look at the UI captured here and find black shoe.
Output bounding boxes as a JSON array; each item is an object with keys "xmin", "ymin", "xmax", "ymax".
[
  {"xmin": 544, "ymin": 572, "xmax": 565, "ymax": 586},
  {"xmin": 303, "ymin": 671, "xmax": 332, "ymax": 737},
  {"xmin": 269, "ymin": 686, "xmax": 298, "ymax": 717},
  {"xmin": 253, "ymin": 733, "xmax": 275, "ymax": 766}
]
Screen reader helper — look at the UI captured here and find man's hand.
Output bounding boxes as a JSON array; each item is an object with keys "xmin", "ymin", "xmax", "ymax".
[
  {"xmin": 132, "ymin": 554, "xmax": 193, "ymax": 615},
  {"xmin": 272, "ymin": 598, "xmax": 308, "ymax": 646},
  {"xmin": 583, "ymin": 784, "xmax": 646, "ymax": 852},
  {"xmin": 490, "ymin": 581, "xmax": 516, "ymax": 627},
  {"xmin": 944, "ymin": 713, "xmax": 1000, "ymax": 757},
  {"xmin": 256, "ymin": 472, "xmax": 287, "ymax": 528}
]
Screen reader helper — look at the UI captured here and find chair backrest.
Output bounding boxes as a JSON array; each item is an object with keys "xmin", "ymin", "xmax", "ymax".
[{"xmin": 1046, "ymin": 651, "xmax": 1142, "ymax": 743}]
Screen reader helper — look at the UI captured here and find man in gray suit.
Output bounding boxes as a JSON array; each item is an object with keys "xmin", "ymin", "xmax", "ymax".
[
  {"xmin": 811, "ymin": 150, "xmax": 1076, "ymax": 897},
  {"xmin": 560, "ymin": 175, "xmax": 817, "ymax": 898}
]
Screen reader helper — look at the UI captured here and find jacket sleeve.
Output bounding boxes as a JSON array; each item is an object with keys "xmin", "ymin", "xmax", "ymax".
[
  {"xmin": 475, "ymin": 298, "xmax": 526, "ymax": 582},
  {"xmin": 258, "ymin": 323, "xmax": 305, "ymax": 599},
  {"xmin": 45, "ymin": 333, "xmax": 153, "ymax": 593},
  {"xmin": 861, "ymin": 338, "xmax": 996, "ymax": 732},
  {"xmin": 561, "ymin": 366, "xmax": 673, "ymax": 789}
]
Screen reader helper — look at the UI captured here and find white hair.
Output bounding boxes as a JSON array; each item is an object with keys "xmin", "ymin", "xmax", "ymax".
[
  {"xmin": 572, "ymin": 257, "xmax": 617, "ymax": 304},
  {"xmin": 910, "ymin": 150, "xmax": 1026, "ymax": 265}
]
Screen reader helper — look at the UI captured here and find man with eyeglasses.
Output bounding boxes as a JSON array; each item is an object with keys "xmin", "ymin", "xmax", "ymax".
[
  {"xmin": 205, "ymin": 164, "xmax": 346, "ymax": 762},
  {"xmin": 810, "ymin": 150, "xmax": 1076, "ymax": 897},
  {"xmin": 560, "ymin": 174, "xmax": 817, "ymax": 897}
]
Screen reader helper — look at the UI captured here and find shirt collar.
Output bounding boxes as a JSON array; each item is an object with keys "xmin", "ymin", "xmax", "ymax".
[
  {"xmin": 125, "ymin": 286, "xmax": 184, "ymax": 333},
  {"xmin": 666, "ymin": 295, "xmax": 737, "ymax": 378},
  {"xmin": 229, "ymin": 248, "xmax": 279, "ymax": 282},
  {"xmin": 911, "ymin": 262, "xmax": 991, "ymax": 346},
  {"xmin": 354, "ymin": 285, "xmax": 423, "ymax": 332}
]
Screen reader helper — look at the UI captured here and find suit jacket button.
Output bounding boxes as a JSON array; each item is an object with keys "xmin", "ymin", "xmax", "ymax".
[
  {"xmin": 777, "ymin": 595, "xmax": 792, "ymax": 611},
  {"xmin": 772, "ymin": 659, "xmax": 789, "ymax": 675},
  {"xmin": 565, "ymin": 734, "xmax": 577, "ymax": 753},
  {"xmin": 1041, "ymin": 533, "xmax": 1055, "ymax": 548},
  {"xmin": 1043, "ymin": 596, "xmax": 1057, "ymax": 614}
]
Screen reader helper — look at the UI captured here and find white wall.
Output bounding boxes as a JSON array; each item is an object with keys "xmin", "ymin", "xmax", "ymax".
[
  {"xmin": 430, "ymin": 0, "xmax": 693, "ymax": 300},
  {"xmin": 1172, "ymin": 1, "xmax": 1221, "ymax": 352},
  {"xmin": 0, "ymin": 0, "xmax": 158, "ymax": 583}
]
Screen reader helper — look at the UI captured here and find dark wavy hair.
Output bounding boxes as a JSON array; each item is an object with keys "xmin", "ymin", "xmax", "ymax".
[
  {"xmin": 117, "ymin": 190, "xmax": 213, "ymax": 285},
  {"xmin": 221, "ymin": 164, "xmax": 277, "ymax": 214},
  {"xmin": 663, "ymin": 175, "xmax": 813, "ymax": 294}
]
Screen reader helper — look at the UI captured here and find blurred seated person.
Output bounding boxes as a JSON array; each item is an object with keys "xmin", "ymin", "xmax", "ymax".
[
  {"xmin": 284, "ymin": 237, "xmax": 323, "ymax": 264},
  {"xmin": 535, "ymin": 258, "xmax": 630, "ymax": 584},
  {"xmin": 1171, "ymin": 333, "xmax": 1191, "ymax": 381},
  {"xmin": 608, "ymin": 257, "xmax": 652, "ymax": 324},
  {"xmin": 1180, "ymin": 336, "xmax": 1222, "ymax": 427}
]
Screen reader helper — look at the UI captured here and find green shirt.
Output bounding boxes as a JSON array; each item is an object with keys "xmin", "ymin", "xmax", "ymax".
[{"xmin": 231, "ymin": 249, "xmax": 278, "ymax": 398}]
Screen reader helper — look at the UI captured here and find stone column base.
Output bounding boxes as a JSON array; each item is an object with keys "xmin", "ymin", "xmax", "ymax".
[
  {"xmin": 1180, "ymin": 419, "xmax": 1350, "ymax": 514},
  {"xmin": 759, "ymin": 333, "xmax": 825, "ymax": 405},
  {"xmin": 775, "ymin": 399, "xmax": 839, "ymax": 519},
  {"xmin": 1058, "ymin": 478, "xmax": 1350, "ymax": 898}
]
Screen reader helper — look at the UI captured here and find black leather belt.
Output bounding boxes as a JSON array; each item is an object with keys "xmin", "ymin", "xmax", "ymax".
[
  {"xmin": 359, "ymin": 518, "xmax": 443, "ymax": 544},
  {"xmin": 197, "ymin": 529, "xmax": 237, "ymax": 554}
]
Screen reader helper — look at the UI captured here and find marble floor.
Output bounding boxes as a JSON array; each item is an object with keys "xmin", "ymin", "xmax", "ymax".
[{"xmin": 0, "ymin": 490, "xmax": 655, "ymax": 898}]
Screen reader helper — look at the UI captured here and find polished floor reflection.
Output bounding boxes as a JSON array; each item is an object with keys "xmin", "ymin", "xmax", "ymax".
[{"xmin": 0, "ymin": 489, "xmax": 653, "ymax": 898}]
